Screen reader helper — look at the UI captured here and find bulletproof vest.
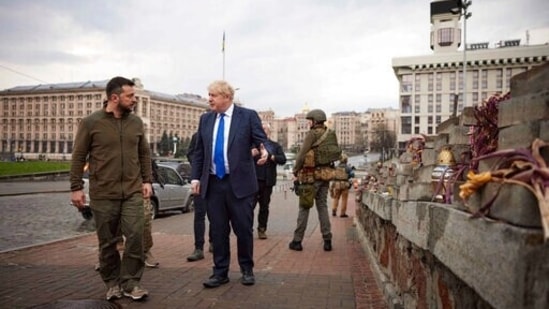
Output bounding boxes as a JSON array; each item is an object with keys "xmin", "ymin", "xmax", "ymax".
[{"xmin": 313, "ymin": 129, "xmax": 341, "ymax": 166}]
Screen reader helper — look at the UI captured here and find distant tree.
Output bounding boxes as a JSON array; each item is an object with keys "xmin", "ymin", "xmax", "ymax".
[
  {"xmin": 370, "ymin": 124, "xmax": 396, "ymax": 161},
  {"xmin": 158, "ymin": 131, "xmax": 171, "ymax": 156},
  {"xmin": 175, "ymin": 136, "xmax": 191, "ymax": 159}
]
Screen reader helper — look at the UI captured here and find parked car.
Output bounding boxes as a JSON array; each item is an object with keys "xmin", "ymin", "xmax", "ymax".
[
  {"xmin": 156, "ymin": 160, "xmax": 192, "ymax": 182},
  {"xmin": 151, "ymin": 162, "xmax": 193, "ymax": 219},
  {"xmin": 73, "ymin": 163, "xmax": 193, "ymax": 220}
]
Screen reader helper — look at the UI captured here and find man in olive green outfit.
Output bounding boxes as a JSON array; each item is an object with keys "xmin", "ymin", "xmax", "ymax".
[
  {"xmin": 289, "ymin": 109, "xmax": 336, "ymax": 252},
  {"xmin": 70, "ymin": 76, "xmax": 152, "ymax": 301}
]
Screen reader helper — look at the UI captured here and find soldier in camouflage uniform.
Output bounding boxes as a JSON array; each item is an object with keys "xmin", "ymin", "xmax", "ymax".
[{"xmin": 289, "ymin": 109, "xmax": 335, "ymax": 252}]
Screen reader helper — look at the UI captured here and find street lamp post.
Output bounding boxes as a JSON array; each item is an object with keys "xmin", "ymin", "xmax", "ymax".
[{"xmin": 452, "ymin": 0, "xmax": 472, "ymax": 107}]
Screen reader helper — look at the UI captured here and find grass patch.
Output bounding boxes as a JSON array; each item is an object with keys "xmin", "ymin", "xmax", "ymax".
[{"xmin": 0, "ymin": 161, "xmax": 71, "ymax": 176}]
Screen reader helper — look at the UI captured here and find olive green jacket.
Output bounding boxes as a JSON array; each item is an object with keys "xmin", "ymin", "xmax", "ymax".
[{"xmin": 70, "ymin": 109, "xmax": 152, "ymax": 199}]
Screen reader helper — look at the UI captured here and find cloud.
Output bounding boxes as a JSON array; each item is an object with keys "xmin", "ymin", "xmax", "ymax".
[{"xmin": 1, "ymin": 0, "xmax": 548, "ymax": 117}]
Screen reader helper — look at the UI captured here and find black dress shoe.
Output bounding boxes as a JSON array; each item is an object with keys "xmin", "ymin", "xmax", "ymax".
[
  {"xmin": 289, "ymin": 241, "xmax": 303, "ymax": 251},
  {"xmin": 324, "ymin": 239, "xmax": 332, "ymax": 251},
  {"xmin": 241, "ymin": 270, "xmax": 255, "ymax": 286},
  {"xmin": 203, "ymin": 275, "xmax": 229, "ymax": 288}
]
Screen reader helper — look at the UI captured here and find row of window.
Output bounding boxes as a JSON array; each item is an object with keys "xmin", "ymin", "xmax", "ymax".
[
  {"xmin": 3, "ymin": 133, "xmax": 73, "ymax": 140},
  {"xmin": 1, "ymin": 94, "xmax": 101, "ymax": 103},
  {"xmin": 2, "ymin": 141, "xmax": 73, "ymax": 154},
  {"xmin": 401, "ymin": 68, "xmax": 526, "ymax": 93}
]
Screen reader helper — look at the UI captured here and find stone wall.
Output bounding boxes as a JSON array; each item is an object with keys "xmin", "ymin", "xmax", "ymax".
[{"xmin": 355, "ymin": 62, "xmax": 549, "ymax": 309}]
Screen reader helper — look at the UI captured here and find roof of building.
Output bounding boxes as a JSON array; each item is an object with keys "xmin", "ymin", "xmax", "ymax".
[
  {"xmin": 3, "ymin": 80, "xmax": 109, "ymax": 93},
  {"xmin": 0, "ymin": 79, "xmax": 208, "ymax": 106}
]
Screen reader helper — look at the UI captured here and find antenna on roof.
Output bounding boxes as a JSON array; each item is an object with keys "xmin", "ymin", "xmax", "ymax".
[{"xmin": 526, "ymin": 30, "xmax": 530, "ymax": 46}]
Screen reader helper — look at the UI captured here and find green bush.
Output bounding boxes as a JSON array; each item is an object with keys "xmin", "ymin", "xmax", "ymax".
[{"xmin": 0, "ymin": 162, "xmax": 71, "ymax": 176}]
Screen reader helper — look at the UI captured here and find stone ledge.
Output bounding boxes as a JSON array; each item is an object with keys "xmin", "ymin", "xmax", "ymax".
[
  {"xmin": 362, "ymin": 191, "xmax": 393, "ymax": 220},
  {"xmin": 360, "ymin": 191, "xmax": 547, "ymax": 309},
  {"xmin": 428, "ymin": 204, "xmax": 543, "ymax": 309}
]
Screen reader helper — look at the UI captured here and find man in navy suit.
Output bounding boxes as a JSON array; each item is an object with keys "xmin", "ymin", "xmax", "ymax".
[{"xmin": 191, "ymin": 80, "xmax": 269, "ymax": 288}]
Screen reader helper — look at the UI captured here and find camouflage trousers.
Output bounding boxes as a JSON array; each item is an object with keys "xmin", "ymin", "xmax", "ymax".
[{"xmin": 143, "ymin": 198, "xmax": 153, "ymax": 253}]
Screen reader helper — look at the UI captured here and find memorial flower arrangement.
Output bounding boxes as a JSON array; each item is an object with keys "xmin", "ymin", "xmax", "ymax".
[
  {"xmin": 459, "ymin": 138, "xmax": 549, "ymax": 241},
  {"xmin": 457, "ymin": 91, "xmax": 549, "ymax": 241}
]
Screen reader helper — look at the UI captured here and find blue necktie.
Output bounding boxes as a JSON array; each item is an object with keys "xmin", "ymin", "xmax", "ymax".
[{"xmin": 214, "ymin": 113, "xmax": 225, "ymax": 179}]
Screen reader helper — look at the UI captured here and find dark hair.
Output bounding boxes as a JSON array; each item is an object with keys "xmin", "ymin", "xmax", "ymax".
[{"xmin": 106, "ymin": 76, "xmax": 135, "ymax": 98}]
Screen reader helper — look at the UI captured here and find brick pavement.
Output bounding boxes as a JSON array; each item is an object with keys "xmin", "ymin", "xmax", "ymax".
[{"xmin": 0, "ymin": 184, "xmax": 387, "ymax": 309}]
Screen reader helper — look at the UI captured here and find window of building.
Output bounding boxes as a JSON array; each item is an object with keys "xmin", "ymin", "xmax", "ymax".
[
  {"xmin": 436, "ymin": 73, "xmax": 442, "ymax": 91},
  {"xmin": 473, "ymin": 70, "xmax": 479, "ymax": 90},
  {"xmin": 401, "ymin": 116, "xmax": 411, "ymax": 134},
  {"xmin": 437, "ymin": 28, "xmax": 455, "ymax": 46},
  {"xmin": 481, "ymin": 70, "xmax": 488, "ymax": 89},
  {"xmin": 428, "ymin": 73, "xmax": 434, "ymax": 91},
  {"xmin": 401, "ymin": 95, "xmax": 411, "ymax": 113},
  {"xmin": 450, "ymin": 72, "xmax": 456, "ymax": 91},
  {"xmin": 415, "ymin": 74, "xmax": 421, "ymax": 92},
  {"xmin": 428, "ymin": 94, "xmax": 433, "ymax": 113},
  {"xmin": 505, "ymin": 68, "xmax": 512, "ymax": 88},
  {"xmin": 401, "ymin": 74, "xmax": 413, "ymax": 92},
  {"xmin": 496, "ymin": 68, "xmax": 503, "ymax": 89},
  {"xmin": 436, "ymin": 94, "xmax": 442, "ymax": 113}
]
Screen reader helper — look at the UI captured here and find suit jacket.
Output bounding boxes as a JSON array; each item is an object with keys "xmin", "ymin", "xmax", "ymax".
[
  {"xmin": 254, "ymin": 139, "xmax": 286, "ymax": 187},
  {"xmin": 191, "ymin": 105, "xmax": 269, "ymax": 199}
]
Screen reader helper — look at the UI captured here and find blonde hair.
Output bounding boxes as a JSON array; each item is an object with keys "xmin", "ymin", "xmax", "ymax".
[{"xmin": 208, "ymin": 80, "xmax": 234, "ymax": 100}]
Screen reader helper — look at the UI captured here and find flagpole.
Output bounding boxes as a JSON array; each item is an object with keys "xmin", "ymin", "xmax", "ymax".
[{"xmin": 222, "ymin": 31, "xmax": 226, "ymax": 80}]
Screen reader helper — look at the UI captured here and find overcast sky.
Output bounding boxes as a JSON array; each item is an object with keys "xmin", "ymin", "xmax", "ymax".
[{"xmin": 1, "ymin": 0, "xmax": 548, "ymax": 117}]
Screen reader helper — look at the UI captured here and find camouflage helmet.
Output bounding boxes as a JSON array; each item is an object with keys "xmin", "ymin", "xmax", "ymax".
[
  {"xmin": 305, "ymin": 109, "xmax": 327, "ymax": 123},
  {"xmin": 339, "ymin": 153, "xmax": 348, "ymax": 163}
]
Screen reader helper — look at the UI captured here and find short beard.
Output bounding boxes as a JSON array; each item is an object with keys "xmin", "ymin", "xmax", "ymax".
[{"xmin": 118, "ymin": 104, "xmax": 134, "ymax": 116}]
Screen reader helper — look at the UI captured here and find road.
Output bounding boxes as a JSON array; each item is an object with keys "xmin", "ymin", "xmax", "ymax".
[
  {"xmin": 0, "ymin": 180, "xmax": 296, "ymax": 253},
  {"xmin": 0, "ymin": 155, "xmax": 372, "ymax": 253}
]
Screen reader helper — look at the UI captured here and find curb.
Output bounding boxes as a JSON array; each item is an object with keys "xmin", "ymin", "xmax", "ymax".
[
  {"xmin": 0, "ymin": 232, "xmax": 95, "ymax": 254},
  {"xmin": 0, "ymin": 189, "xmax": 70, "ymax": 197}
]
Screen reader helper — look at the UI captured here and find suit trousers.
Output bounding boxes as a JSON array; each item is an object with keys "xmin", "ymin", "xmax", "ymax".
[
  {"xmin": 255, "ymin": 180, "xmax": 274, "ymax": 231},
  {"xmin": 206, "ymin": 175, "xmax": 255, "ymax": 277},
  {"xmin": 193, "ymin": 194, "xmax": 211, "ymax": 250}
]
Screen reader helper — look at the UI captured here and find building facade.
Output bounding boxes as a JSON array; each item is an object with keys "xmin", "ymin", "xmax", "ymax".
[
  {"xmin": 0, "ymin": 78, "xmax": 208, "ymax": 160},
  {"xmin": 332, "ymin": 111, "xmax": 362, "ymax": 152},
  {"xmin": 392, "ymin": 0, "xmax": 549, "ymax": 151}
]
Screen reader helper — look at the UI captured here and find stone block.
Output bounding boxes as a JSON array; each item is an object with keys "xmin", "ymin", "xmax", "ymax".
[
  {"xmin": 451, "ymin": 144, "xmax": 472, "ymax": 166},
  {"xmin": 460, "ymin": 107, "xmax": 476, "ymax": 126},
  {"xmin": 363, "ymin": 191, "xmax": 393, "ymax": 221},
  {"xmin": 498, "ymin": 120, "xmax": 543, "ymax": 150},
  {"xmin": 396, "ymin": 175, "xmax": 410, "ymax": 186},
  {"xmin": 498, "ymin": 91, "xmax": 549, "ymax": 128},
  {"xmin": 447, "ymin": 126, "xmax": 470, "ymax": 145},
  {"xmin": 399, "ymin": 181, "xmax": 439, "ymax": 202},
  {"xmin": 433, "ymin": 134, "xmax": 449, "ymax": 151},
  {"xmin": 392, "ymin": 201, "xmax": 430, "ymax": 250},
  {"xmin": 437, "ymin": 117, "xmax": 459, "ymax": 135},
  {"xmin": 397, "ymin": 163, "xmax": 413, "ymax": 176},
  {"xmin": 476, "ymin": 182, "xmax": 541, "ymax": 228},
  {"xmin": 477, "ymin": 157, "xmax": 499, "ymax": 173},
  {"xmin": 427, "ymin": 204, "xmax": 544, "ymax": 309},
  {"xmin": 421, "ymin": 148, "xmax": 437, "ymax": 166},
  {"xmin": 510, "ymin": 61, "xmax": 549, "ymax": 96},
  {"xmin": 413, "ymin": 164, "xmax": 435, "ymax": 183}
]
